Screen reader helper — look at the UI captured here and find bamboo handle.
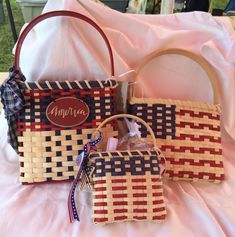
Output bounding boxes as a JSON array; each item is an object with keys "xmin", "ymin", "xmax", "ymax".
[{"xmin": 132, "ymin": 48, "xmax": 219, "ymax": 104}]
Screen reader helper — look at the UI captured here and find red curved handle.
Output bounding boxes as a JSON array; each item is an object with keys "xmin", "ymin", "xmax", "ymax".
[{"xmin": 14, "ymin": 10, "xmax": 115, "ymax": 76}]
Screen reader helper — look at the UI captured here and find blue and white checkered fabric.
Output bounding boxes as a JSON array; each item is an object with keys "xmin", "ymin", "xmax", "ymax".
[{"xmin": 0, "ymin": 67, "xmax": 25, "ymax": 152}]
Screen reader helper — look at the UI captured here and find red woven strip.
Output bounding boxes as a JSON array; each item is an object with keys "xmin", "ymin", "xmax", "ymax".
[
  {"xmin": 113, "ymin": 209, "xmax": 128, "ymax": 214},
  {"xmin": 152, "ymin": 185, "xmax": 162, "ymax": 189},
  {"xmin": 152, "ymin": 215, "xmax": 166, "ymax": 220},
  {"xmin": 151, "ymin": 178, "xmax": 160, "ymax": 182},
  {"xmin": 22, "ymin": 179, "xmax": 74, "ymax": 185},
  {"xmin": 18, "ymin": 119, "xmax": 111, "ymax": 132},
  {"xmin": 95, "ymin": 194, "xmax": 107, "ymax": 199},
  {"xmin": 162, "ymin": 157, "xmax": 224, "ymax": 168},
  {"xmin": 198, "ymin": 172, "xmax": 225, "ymax": 180},
  {"xmin": 166, "ymin": 170, "xmax": 225, "ymax": 181},
  {"xmin": 94, "ymin": 218, "xmax": 108, "ymax": 223},
  {"xmin": 132, "ymin": 186, "xmax": 147, "ymax": 190},
  {"xmin": 94, "ymin": 210, "xmax": 108, "ymax": 214},
  {"xmin": 95, "ymin": 187, "xmax": 106, "ymax": 192},
  {"xmin": 133, "ymin": 209, "xmax": 147, "ymax": 213},
  {"xmin": 112, "ymin": 186, "xmax": 127, "ymax": 191},
  {"xmin": 111, "ymin": 179, "xmax": 127, "ymax": 183},
  {"xmin": 152, "ymin": 192, "xmax": 163, "ymax": 197},
  {"xmin": 133, "ymin": 193, "xmax": 147, "ymax": 198},
  {"xmin": 177, "ymin": 121, "xmax": 220, "ymax": 131},
  {"xmin": 217, "ymin": 174, "xmax": 225, "ymax": 180},
  {"xmin": 160, "ymin": 145, "xmax": 222, "ymax": 155},
  {"xmin": 133, "ymin": 201, "xmax": 147, "ymax": 205},
  {"xmin": 153, "ymin": 207, "xmax": 166, "ymax": 212},
  {"xmin": 27, "ymin": 88, "xmax": 116, "ymax": 98},
  {"xmin": 94, "ymin": 180, "xmax": 106, "ymax": 185},
  {"xmin": 113, "ymin": 201, "xmax": 128, "ymax": 206},
  {"xmin": 133, "ymin": 216, "xmax": 147, "ymax": 220},
  {"xmin": 112, "ymin": 194, "xmax": 128, "ymax": 198},
  {"xmin": 176, "ymin": 110, "xmax": 220, "ymax": 120},
  {"xmin": 114, "ymin": 216, "xmax": 128, "ymax": 221},
  {"xmin": 131, "ymin": 178, "xmax": 147, "ymax": 182},
  {"xmin": 94, "ymin": 202, "xmax": 107, "ymax": 207},
  {"xmin": 198, "ymin": 172, "xmax": 216, "ymax": 178},
  {"xmin": 175, "ymin": 134, "xmax": 221, "ymax": 143},
  {"xmin": 152, "ymin": 200, "xmax": 164, "ymax": 205}
]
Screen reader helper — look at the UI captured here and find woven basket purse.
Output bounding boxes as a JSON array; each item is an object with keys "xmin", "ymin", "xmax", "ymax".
[
  {"xmin": 128, "ymin": 48, "xmax": 225, "ymax": 183},
  {"xmin": 0, "ymin": 11, "xmax": 118, "ymax": 184},
  {"xmin": 68, "ymin": 114, "xmax": 166, "ymax": 224}
]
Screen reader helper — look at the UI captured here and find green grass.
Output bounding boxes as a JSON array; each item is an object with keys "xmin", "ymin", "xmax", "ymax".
[
  {"xmin": 211, "ymin": 0, "xmax": 229, "ymax": 10},
  {"xmin": 0, "ymin": 0, "xmax": 24, "ymax": 72}
]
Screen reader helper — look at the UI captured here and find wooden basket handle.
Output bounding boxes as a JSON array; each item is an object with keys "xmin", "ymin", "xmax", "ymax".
[
  {"xmin": 14, "ymin": 10, "xmax": 115, "ymax": 76},
  {"xmin": 132, "ymin": 48, "xmax": 220, "ymax": 104},
  {"xmin": 93, "ymin": 114, "xmax": 157, "ymax": 148}
]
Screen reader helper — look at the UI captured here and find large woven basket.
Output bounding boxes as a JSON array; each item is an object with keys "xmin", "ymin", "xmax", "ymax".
[
  {"xmin": 128, "ymin": 49, "xmax": 224, "ymax": 183},
  {"xmin": 90, "ymin": 114, "xmax": 166, "ymax": 224},
  {"xmin": 0, "ymin": 11, "xmax": 118, "ymax": 184}
]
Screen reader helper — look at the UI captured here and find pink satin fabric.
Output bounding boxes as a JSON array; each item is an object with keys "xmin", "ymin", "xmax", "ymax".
[{"xmin": 0, "ymin": 0, "xmax": 235, "ymax": 236}]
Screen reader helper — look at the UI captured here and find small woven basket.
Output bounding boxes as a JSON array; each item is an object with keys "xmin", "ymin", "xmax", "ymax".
[
  {"xmin": 128, "ymin": 48, "xmax": 224, "ymax": 183},
  {"xmin": 89, "ymin": 114, "xmax": 167, "ymax": 224}
]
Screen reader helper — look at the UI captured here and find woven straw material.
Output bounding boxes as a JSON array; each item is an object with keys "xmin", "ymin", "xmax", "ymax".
[
  {"xmin": 17, "ymin": 80, "xmax": 118, "ymax": 184},
  {"xmin": 90, "ymin": 150, "xmax": 166, "ymax": 224},
  {"xmin": 129, "ymin": 97, "xmax": 224, "ymax": 183}
]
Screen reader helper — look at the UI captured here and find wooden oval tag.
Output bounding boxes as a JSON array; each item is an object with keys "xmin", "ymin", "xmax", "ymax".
[{"xmin": 46, "ymin": 97, "xmax": 89, "ymax": 127}]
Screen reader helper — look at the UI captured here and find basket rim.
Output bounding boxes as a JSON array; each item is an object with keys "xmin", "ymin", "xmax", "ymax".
[
  {"xmin": 19, "ymin": 79, "xmax": 118, "ymax": 90},
  {"xmin": 129, "ymin": 97, "xmax": 221, "ymax": 112}
]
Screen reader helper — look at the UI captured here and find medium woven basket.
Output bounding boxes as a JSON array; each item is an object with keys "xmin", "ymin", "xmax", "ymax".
[
  {"xmin": 0, "ymin": 11, "xmax": 119, "ymax": 184},
  {"xmin": 128, "ymin": 48, "xmax": 224, "ymax": 183},
  {"xmin": 89, "ymin": 114, "xmax": 167, "ymax": 224},
  {"xmin": 17, "ymin": 80, "xmax": 117, "ymax": 184}
]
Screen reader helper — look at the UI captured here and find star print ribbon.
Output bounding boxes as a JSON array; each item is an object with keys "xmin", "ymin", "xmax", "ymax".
[{"xmin": 68, "ymin": 131, "xmax": 103, "ymax": 223}]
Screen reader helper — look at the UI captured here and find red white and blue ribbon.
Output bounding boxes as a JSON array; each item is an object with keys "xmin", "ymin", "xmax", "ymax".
[{"xmin": 68, "ymin": 131, "xmax": 103, "ymax": 223}]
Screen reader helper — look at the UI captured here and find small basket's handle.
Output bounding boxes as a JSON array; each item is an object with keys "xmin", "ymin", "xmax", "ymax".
[
  {"xmin": 131, "ymin": 48, "xmax": 220, "ymax": 104},
  {"xmin": 93, "ymin": 114, "xmax": 157, "ymax": 148},
  {"xmin": 14, "ymin": 10, "xmax": 115, "ymax": 76}
]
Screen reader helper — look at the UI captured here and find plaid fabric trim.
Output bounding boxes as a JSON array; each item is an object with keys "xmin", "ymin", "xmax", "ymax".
[{"xmin": 0, "ymin": 67, "xmax": 26, "ymax": 152}]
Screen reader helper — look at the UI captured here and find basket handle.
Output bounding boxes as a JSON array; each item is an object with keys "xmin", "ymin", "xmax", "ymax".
[
  {"xmin": 131, "ymin": 48, "xmax": 220, "ymax": 104},
  {"xmin": 14, "ymin": 10, "xmax": 115, "ymax": 76},
  {"xmin": 93, "ymin": 114, "xmax": 157, "ymax": 148}
]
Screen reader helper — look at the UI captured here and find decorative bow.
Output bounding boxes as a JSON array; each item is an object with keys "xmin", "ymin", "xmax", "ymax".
[
  {"xmin": 68, "ymin": 131, "xmax": 103, "ymax": 223},
  {"xmin": 0, "ymin": 67, "xmax": 26, "ymax": 152}
]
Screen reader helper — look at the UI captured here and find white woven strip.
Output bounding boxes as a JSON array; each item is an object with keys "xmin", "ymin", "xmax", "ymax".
[
  {"xmin": 35, "ymin": 82, "xmax": 43, "ymax": 90},
  {"xmin": 45, "ymin": 81, "xmax": 53, "ymax": 90},
  {"xmin": 55, "ymin": 81, "xmax": 63, "ymax": 89},
  {"xmin": 65, "ymin": 81, "xmax": 73, "ymax": 89}
]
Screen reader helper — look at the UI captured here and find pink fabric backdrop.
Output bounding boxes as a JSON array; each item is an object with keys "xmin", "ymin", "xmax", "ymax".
[{"xmin": 0, "ymin": 0, "xmax": 235, "ymax": 236}]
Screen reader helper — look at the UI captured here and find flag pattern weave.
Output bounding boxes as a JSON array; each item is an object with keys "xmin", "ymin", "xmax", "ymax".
[
  {"xmin": 129, "ymin": 98, "xmax": 224, "ymax": 183},
  {"xmin": 90, "ymin": 150, "xmax": 166, "ymax": 224}
]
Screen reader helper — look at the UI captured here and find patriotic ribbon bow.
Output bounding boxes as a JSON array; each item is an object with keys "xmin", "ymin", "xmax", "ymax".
[
  {"xmin": 68, "ymin": 131, "xmax": 103, "ymax": 223},
  {"xmin": 0, "ymin": 67, "xmax": 25, "ymax": 152}
]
